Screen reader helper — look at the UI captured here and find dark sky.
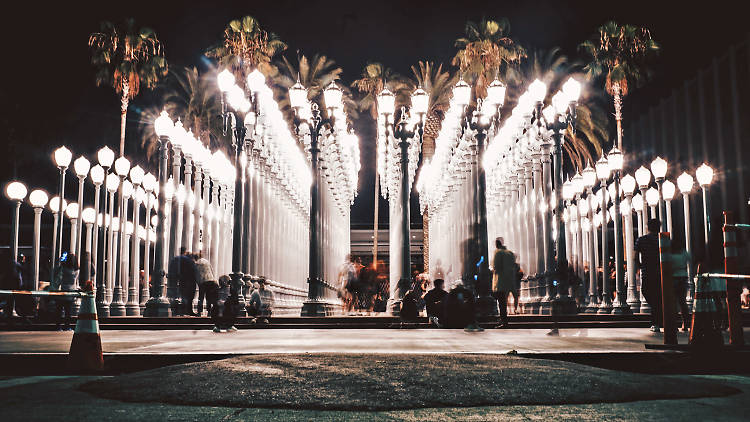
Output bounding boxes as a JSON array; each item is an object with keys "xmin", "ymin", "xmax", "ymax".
[{"xmin": 0, "ymin": 0, "xmax": 746, "ymax": 228}]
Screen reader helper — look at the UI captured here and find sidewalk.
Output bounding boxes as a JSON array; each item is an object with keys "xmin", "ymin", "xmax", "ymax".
[{"xmin": 3, "ymin": 327, "xmax": 747, "ymax": 354}]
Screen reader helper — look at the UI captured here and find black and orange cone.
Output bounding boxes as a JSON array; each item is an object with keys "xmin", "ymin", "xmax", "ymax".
[{"xmin": 68, "ymin": 280, "xmax": 103, "ymax": 372}]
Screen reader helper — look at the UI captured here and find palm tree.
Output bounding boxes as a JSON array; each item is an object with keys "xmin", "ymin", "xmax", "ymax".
[
  {"xmin": 579, "ymin": 21, "xmax": 659, "ymax": 150},
  {"xmin": 452, "ymin": 17, "xmax": 526, "ymax": 98},
  {"xmin": 206, "ymin": 15, "xmax": 287, "ymax": 82},
  {"xmin": 162, "ymin": 67, "xmax": 223, "ymax": 149},
  {"xmin": 89, "ymin": 18, "xmax": 168, "ymax": 156},
  {"xmin": 407, "ymin": 61, "xmax": 457, "ymax": 271},
  {"xmin": 351, "ymin": 62, "xmax": 410, "ymax": 269}
]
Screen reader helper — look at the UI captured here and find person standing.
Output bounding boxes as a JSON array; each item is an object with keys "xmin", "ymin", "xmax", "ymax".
[
  {"xmin": 670, "ymin": 245, "xmax": 692, "ymax": 332},
  {"xmin": 1, "ymin": 250, "xmax": 23, "ymax": 321},
  {"xmin": 194, "ymin": 252, "xmax": 218, "ymax": 317},
  {"xmin": 635, "ymin": 219, "xmax": 663, "ymax": 332},
  {"xmin": 168, "ymin": 248, "xmax": 199, "ymax": 316},
  {"xmin": 492, "ymin": 237, "xmax": 517, "ymax": 328},
  {"xmin": 55, "ymin": 253, "xmax": 78, "ymax": 331},
  {"xmin": 247, "ymin": 277, "xmax": 274, "ymax": 323}
]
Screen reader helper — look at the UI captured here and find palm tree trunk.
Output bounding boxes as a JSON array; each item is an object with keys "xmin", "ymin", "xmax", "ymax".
[
  {"xmin": 613, "ymin": 82, "xmax": 623, "ymax": 151},
  {"xmin": 372, "ymin": 168, "xmax": 379, "ymax": 270},
  {"xmin": 119, "ymin": 81, "xmax": 130, "ymax": 157}
]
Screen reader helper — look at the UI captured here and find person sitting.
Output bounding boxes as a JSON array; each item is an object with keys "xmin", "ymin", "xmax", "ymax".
[
  {"xmin": 400, "ymin": 281, "xmax": 424, "ymax": 323},
  {"xmin": 424, "ymin": 278, "xmax": 447, "ymax": 327},
  {"xmin": 443, "ymin": 280, "xmax": 482, "ymax": 331},
  {"xmin": 247, "ymin": 277, "xmax": 274, "ymax": 323}
]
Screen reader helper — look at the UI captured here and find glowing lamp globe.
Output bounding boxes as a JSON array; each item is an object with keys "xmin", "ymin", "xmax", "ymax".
[
  {"xmin": 595, "ymin": 155, "xmax": 610, "ymax": 181},
  {"xmin": 619, "ymin": 174, "xmax": 635, "ymax": 195},
  {"xmin": 411, "ymin": 87, "xmax": 429, "ymax": 115},
  {"xmin": 578, "ymin": 197, "xmax": 590, "ymax": 215},
  {"xmin": 377, "ymin": 88, "xmax": 396, "ymax": 115},
  {"xmin": 5, "ymin": 181, "xmax": 28, "ymax": 201},
  {"xmin": 125, "ymin": 222, "xmax": 134, "ymax": 235},
  {"xmin": 677, "ymin": 172, "xmax": 694, "ymax": 194},
  {"xmin": 561, "ymin": 180, "xmax": 573, "ymax": 201},
  {"xmin": 106, "ymin": 173, "xmax": 120, "ymax": 192},
  {"xmin": 122, "ymin": 180, "xmax": 134, "ymax": 198},
  {"xmin": 453, "ymin": 79, "xmax": 472, "ymax": 106},
  {"xmin": 90, "ymin": 165, "xmax": 105, "ymax": 185},
  {"xmin": 607, "ymin": 147, "xmax": 623, "ymax": 171},
  {"xmin": 323, "ymin": 82, "xmax": 343, "ymax": 110},
  {"xmin": 171, "ymin": 120, "xmax": 186, "ymax": 148},
  {"xmin": 74, "ymin": 156, "xmax": 91, "ymax": 178},
  {"xmin": 635, "ymin": 166, "xmax": 652, "ymax": 188},
  {"xmin": 151, "ymin": 215, "xmax": 159, "ymax": 228},
  {"xmin": 632, "ymin": 193, "xmax": 643, "ymax": 211},
  {"xmin": 49, "ymin": 196, "xmax": 67, "ymax": 213},
  {"xmin": 582, "ymin": 164, "xmax": 597, "ymax": 188},
  {"xmin": 65, "ymin": 203, "xmax": 79, "ymax": 220},
  {"xmin": 562, "ymin": 78, "xmax": 582, "ymax": 103},
  {"xmin": 164, "ymin": 177, "xmax": 175, "ymax": 200},
  {"xmin": 82, "ymin": 207, "xmax": 96, "ymax": 225},
  {"xmin": 129, "ymin": 165, "xmax": 145, "ymax": 185},
  {"xmin": 29, "ymin": 189, "xmax": 49, "ymax": 208},
  {"xmin": 114, "ymin": 156, "xmax": 131, "ymax": 177},
  {"xmin": 662, "ymin": 180, "xmax": 676, "ymax": 201},
  {"xmin": 111, "ymin": 217, "xmax": 120, "ymax": 232},
  {"xmin": 142, "ymin": 173, "xmax": 157, "ymax": 192},
  {"xmin": 650, "ymin": 156, "xmax": 668, "ymax": 180},
  {"xmin": 608, "ymin": 182, "xmax": 618, "ymax": 200},
  {"xmin": 54, "ymin": 146, "xmax": 72, "ymax": 168},
  {"xmin": 646, "ymin": 187, "xmax": 659, "ymax": 206},
  {"xmin": 217, "ymin": 69, "xmax": 235, "ymax": 93},
  {"xmin": 696, "ymin": 163, "xmax": 714, "ymax": 187},
  {"xmin": 246, "ymin": 69, "xmax": 266, "ymax": 92},
  {"xmin": 551, "ymin": 91, "xmax": 568, "ymax": 116},
  {"xmin": 542, "ymin": 105, "xmax": 556, "ymax": 123},
  {"xmin": 97, "ymin": 146, "xmax": 115, "ymax": 168},
  {"xmin": 154, "ymin": 109, "xmax": 174, "ymax": 138},
  {"xmin": 571, "ymin": 173, "xmax": 584, "ymax": 195},
  {"xmin": 289, "ymin": 81, "xmax": 308, "ymax": 110},
  {"xmin": 528, "ymin": 79, "xmax": 547, "ymax": 103},
  {"xmin": 486, "ymin": 79, "xmax": 506, "ymax": 107},
  {"xmin": 135, "ymin": 187, "xmax": 146, "ymax": 204}
]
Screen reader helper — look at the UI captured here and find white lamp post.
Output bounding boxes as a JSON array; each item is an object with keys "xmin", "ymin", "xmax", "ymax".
[
  {"xmin": 111, "ymin": 156, "xmax": 131, "ymax": 316},
  {"xmin": 635, "ymin": 165, "xmax": 652, "ymax": 228},
  {"xmin": 695, "ymin": 163, "xmax": 714, "ymax": 264},
  {"xmin": 48, "ymin": 196, "xmax": 66, "ymax": 278},
  {"xmin": 89, "ymin": 164, "xmax": 105, "ymax": 305},
  {"xmin": 65, "ymin": 202, "xmax": 79, "ymax": 255},
  {"xmin": 595, "ymin": 155, "xmax": 612, "ymax": 313},
  {"xmin": 127, "ymin": 166, "xmax": 144, "ymax": 316},
  {"xmin": 650, "ymin": 156, "xmax": 668, "ymax": 231},
  {"xmin": 620, "ymin": 174, "xmax": 640, "ymax": 312},
  {"xmin": 73, "ymin": 156, "xmax": 90, "ymax": 260},
  {"xmin": 53, "ymin": 146, "xmax": 72, "ymax": 268},
  {"xmin": 646, "ymin": 187, "xmax": 660, "ymax": 220},
  {"xmin": 82, "ymin": 207, "xmax": 96, "ymax": 281},
  {"xmin": 103, "ymin": 173, "xmax": 119, "ymax": 315},
  {"xmin": 677, "ymin": 171, "xmax": 695, "ymax": 306},
  {"xmin": 662, "ymin": 180, "xmax": 676, "ymax": 237},
  {"xmin": 608, "ymin": 147, "xmax": 629, "ymax": 314},
  {"xmin": 28, "ymin": 189, "xmax": 48, "ymax": 290},
  {"xmin": 142, "ymin": 172, "xmax": 156, "ymax": 311},
  {"xmin": 5, "ymin": 181, "xmax": 28, "ymax": 262},
  {"xmin": 582, "ymin": 163, "xmax": 598, "ymax": 312}
]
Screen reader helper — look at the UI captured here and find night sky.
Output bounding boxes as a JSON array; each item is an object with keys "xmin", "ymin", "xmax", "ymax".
[{"xmin": 0, "ymin": 0, "xmax": 746, "ymax": 228}]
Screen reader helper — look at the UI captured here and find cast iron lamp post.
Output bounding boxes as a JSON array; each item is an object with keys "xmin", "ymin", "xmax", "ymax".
[
  {"xmin": 651, "ymin": 156, "xmax": 668, "ymax": 231},
  {"xmin": 582, "ymin": 164, "xmax": 599, "ymax": 312},
  {"xmin": 28, "ymin": 189, "xmax": 48, "ymax": 290},
  {"xmin": 53, "ymin": 146, "xmax": 72, "ymax": 269},
  {"xmin": 5, "ymin": 181, "xmax": 27, "ymax": 263},
  {"xmin": 662, "ymin": 180, "xmax": 676, "ymax": 237},
  {"xmin": 73, "ymin": 156, "xmax": 90, "ymax": 260},
  {"xmin": 695, "ymin": 163, "xmax": 714, "ymax": 265},
  {"xmin": 620, "ymin": 173, "xmax": 640, "ymax": 312},
  {"xmin": 607, "ymin": 147, "xmax": 629, "ymax": 314},
  {"xmin": 594, "ymin": 154, "xmax": 612, "ymax": 313},
  {"xmin": 677, "ymin": 171, "xmax": 695, "ymax": 304}
]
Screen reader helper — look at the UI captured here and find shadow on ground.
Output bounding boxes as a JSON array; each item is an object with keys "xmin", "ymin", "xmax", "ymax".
[{"xmin": 79, "ymin": 354, "xmax": 740, "ymax": 411}]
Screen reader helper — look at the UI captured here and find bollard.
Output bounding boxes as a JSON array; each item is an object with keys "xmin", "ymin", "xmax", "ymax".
[
  {"xmin": 659, "ymin": 232, "xmax": 677, "ymax": 345},
  {"xmin": 723, "ymin": 212, "xmax": 744, "ymax": 346}
]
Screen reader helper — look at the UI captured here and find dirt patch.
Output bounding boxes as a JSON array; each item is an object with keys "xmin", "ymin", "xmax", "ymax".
[{"xmin": 79, "ymin": 354, "xmax": 740, "ymax": 411}]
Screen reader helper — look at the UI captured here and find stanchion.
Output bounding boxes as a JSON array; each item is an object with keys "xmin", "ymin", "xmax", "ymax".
[
  {"xmin": 659, "ymin": 232, "xmax": 677, "ymax": 345},
  {"xmin": 723, "ymin": 212, "xmax": 745, "ymax": 346}
]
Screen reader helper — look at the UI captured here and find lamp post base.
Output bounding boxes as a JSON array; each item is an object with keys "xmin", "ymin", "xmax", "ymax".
[
  {"xmin": 96, "ymin": 304, "xmax": 110, "ymax": 318},
  {"xmin": 109, "ymin": 300, "xmax": 126, "ymax": 317},
  {"xmin": 597, "ymin": 299, "xmax": 613, "ymax": 314},
  {"xmin": 125, "ymin": 303, "xmax": 141, "ymax": 316},
  {"xmin": 585, "ymin": 296, "xmax": 600, "ymax": 313},
  {"xmin": 144, "ymin": 297, "xmax": 172, "ymax": 317},
  {"xmin": 611, "ymin": 298, "xmax": 632, "ymax": 314},
  {"xmin": 301, "ymin": 299, "xmax": 330, "ymax": 317}
]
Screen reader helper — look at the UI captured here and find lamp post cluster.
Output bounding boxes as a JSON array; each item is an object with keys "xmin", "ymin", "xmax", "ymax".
[
  {"xmin": 288, "ymin": 78, "xmax": 360, "ymax": 316},
  {"xmin": 374, "ymin": 84, "xmax": 428, "ymax": 313}
]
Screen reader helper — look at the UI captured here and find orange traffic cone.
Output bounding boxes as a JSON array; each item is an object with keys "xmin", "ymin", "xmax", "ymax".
[
  {"xmin": 68, "ymin": 284, "xmax": 103, "ymax": 372},
  {"xmin": 688, "ymin": 272, "xmax": 723, "ymax": 347}
]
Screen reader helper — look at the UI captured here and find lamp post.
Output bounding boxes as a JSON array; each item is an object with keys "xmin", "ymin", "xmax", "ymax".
[
  {"xmin": 5, "ymin": 181, "xmax": 28, "ymax": 263},
  {"xmin": 53, "ymin": 146, "xmax": 72, "ymax": 269},
  {"xmin": 65, "ymin": 203, "xmax": 79, "ymax": 255},
  {"xmin": 73, "ymin": 156, "xmax": 90, "ymax": 260},
  {"xmin": 28, "ymin": 189, "xmax": 48, "ymax": 290},
  {"xmin": 110, "ymin": 156, "xmax": 131, "ymax": 316},
  {"xmin": 96, "ymin": 147, "xmax": 114, "ymax": 305},
  {"xmin": 582, "ymin": 164, "xmax": 598, "ymax": 312},
  {"xmin": 646, "ymin": 187, "xmax": 660, "ymax": 221},
  {"xmin": 48, "ymin": 196, "xmax": 66, "ymax": 275},
  {"xmin": 621, "ymin": 174, "xmax": 640, "ymax": 312},
  {"xmin": 662, "ymin": 180, "xmax": 675, "ymax": 237},
  {"xmin": 103, "ymin": 173, "xmax": 119, "ymax": 315},
  {"xmin": 677, "ymin": 172, "xmax": 695, "ymax": 306},
  {"xmin": 89, "ymin": 164, "xmax": 104, "ymax": 305},
  {"xmin": 607, "ymin": 147, "xmax": 629, "ymax": 314},
  {"xmin": 127, "ymin": 166, "xmax": 144, "ymax": 316},
  {"xmin": 82, "ymin": 207, "xmax": 96, "ymax": 281},
  {"xmin": 595, "ymin": 154, "xmax": 612, "ymax": 313},
  {"xmin": 651, "ymin": 157, "xmax": 668, "ymax": 232},
  {"xmin": 142, "ymin": 171, "xmax": 157, "ymax": 313},
  {"xmin": 696, "ymin": 163, "xmax": 714, "ymax": 265}
]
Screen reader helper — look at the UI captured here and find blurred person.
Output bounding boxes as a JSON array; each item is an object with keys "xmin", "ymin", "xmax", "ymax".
[
  {"xmin": 0, "ymin": 250, "xmax": 23, "ymax": 321},
  {"xmin": 194, "ymin": 252, "xmax": 218, "ymax": 317},
  {"xmin": 400, "ymin": 280, "xmax": 424, "ymax": 323},
  {"xmin": 247, "ymin": 277, "xmax": 274, "ymax": 323},
  {"xmin": 636, "ymin": 218, "xmax": 663, "ymax": 332},
  {"xmin": 444, "ymin": 280, "xmax": 482, "ymax": 331},
  {"xmin": 670, "ymin": 245, "xmax": 692, "ymax": 332},
  {"xmin": 424, "ymin": 278, "xmax": 447, "ymax": 327},
  {"xmin": 168, "ymin": 248, "xmax": 199, "ymax": 316},
  {"xmin": 55, "ymin": 252, "xmax": 78, "ymax": 331},
  {"xmin": 492, "ymin": 237, "xmax": 517, "ymax": 328}
]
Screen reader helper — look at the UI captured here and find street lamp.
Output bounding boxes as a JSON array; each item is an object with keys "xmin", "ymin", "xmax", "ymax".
[
  {"xmin": 595, "ymin": 154, "xmax": 611, "ymax": 313},
  {"xmin": 73, "ymin": 156, "xmax": 90, "ymax": 260},
  {"xmin": 695, "ymin": 163, "xmax": 714, "ymax": 264},
  {"xmin": 582, "ymin": 163, "xmax": 598, "ymax": 312},
  {"xmin": 82, "ymin": 207, "xmax": 96, "ymax": 281},
  {"xmin": 607, "ymin": 146, "xmax": 629, "ymax": 314},
  {"xmin": 28, "ymin": 189, "xmax": 48, "ymax": 290},
  {"xmin": 5, "ymin": 181, "xmax": 28, "ymax": 263},
  {"xmin": 662, "ymin": 180, "xmax": 676, "ymax": 237},
  {"xmin": 127, "ymin": 165, "xmax": 144, "ymax": 316},
  {"xmin": 48, "ymin": 196, "xmax": 66, "ymax": 276},
  {"xmin": 89, "ymin": 164, "xmax": 105, "ymax": 305},
  {"xmin": 620, "ymin": 173, "xmax": 639, "ymax": 311},
  {"xmin": 53, "ymin": 146, "xmax": 72, "ymax": 268},
  {"xmin": 677, "ymin": 171, "xmax": 695, "ymax": 304},
  {"xmin": 651, "ymin": 156, "xmax": 668, "ymax": 231},
  {"xmin": 65, "ymin": 202, "xmax": 80, "ymax": 255},
  {"xmin": 145, "ymin": 109, "xmax": 174, "ymax": 317},
  {"xmin": 102, "ymin": 172, "xmax": 119, "ymax": 316}
]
